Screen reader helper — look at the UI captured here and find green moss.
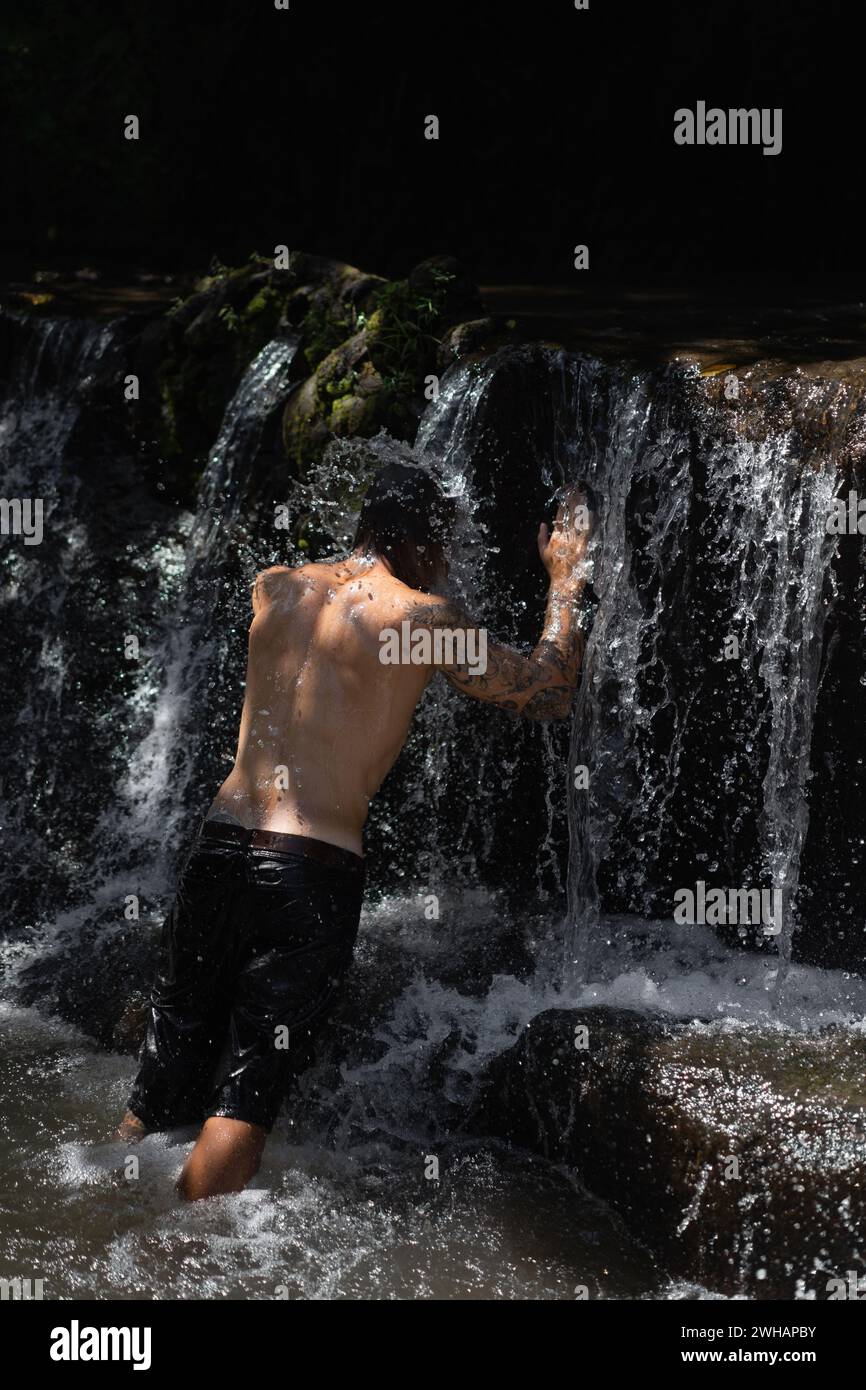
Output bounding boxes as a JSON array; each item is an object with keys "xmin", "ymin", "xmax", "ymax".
[
  {"xmin": 324, "ymin": 373, "xmax": 355, "ymax": 398},
  {"xmin": 366, "ymin": 268, "xmax": 456, "ymax": 383},
  {"xmin": 243, "ymin": 288, "xmax": 271, "ymax": 317},
  {"xmin": 156, "ymin": 254, "xmax": 299, "ymax": 459},
  {"xmin": 231, "ymin": 285, "xmax": 285, "ymax": 365},
  {"xmin": 158, "ymin": 252, "xmax": 472, "ymax": 499},
  {"xmin": 303, "ymin": 299, "xmax": 355, "ymax": 370}
]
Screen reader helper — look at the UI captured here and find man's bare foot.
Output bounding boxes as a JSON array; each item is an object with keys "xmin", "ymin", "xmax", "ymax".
[{"xmin": 114, "ymin": 1109, "xmax": 148, "ymax": 1143}]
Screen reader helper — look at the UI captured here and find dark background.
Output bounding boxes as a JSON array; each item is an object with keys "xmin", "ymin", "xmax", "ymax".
[{"xmin": 0, "ymin": 0, "xmax": 858, "ymax": 284}]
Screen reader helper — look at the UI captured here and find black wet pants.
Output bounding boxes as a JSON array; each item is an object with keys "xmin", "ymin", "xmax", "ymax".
[{"xmin": 128, "ymin": 821, "xmax": 364, "ymax": 1133}]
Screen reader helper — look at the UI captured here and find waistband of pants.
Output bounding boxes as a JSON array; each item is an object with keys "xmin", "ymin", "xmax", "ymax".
[{"xmin": 200, "ymin": 819, "xmax": 364, "ymax": 873}]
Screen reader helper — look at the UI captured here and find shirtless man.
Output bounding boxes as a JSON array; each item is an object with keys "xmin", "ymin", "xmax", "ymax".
[{"xmin": 118, "ymin": 463, "xmax": 591, "ymax": 1199}]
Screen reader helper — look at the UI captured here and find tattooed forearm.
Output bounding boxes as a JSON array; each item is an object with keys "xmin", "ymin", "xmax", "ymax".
[
  {"xmin": 409, "ymin": 582, "xmax": 585, "ymax": 722},
  {"xmin": 521, "ymin": 685, "xmax": 575, "ymax": 721}
]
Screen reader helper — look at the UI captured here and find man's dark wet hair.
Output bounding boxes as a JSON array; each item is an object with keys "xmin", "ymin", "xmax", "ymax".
[{"xmin": 353, "ymin": 463, "xmax": 455, "ymax": 592}]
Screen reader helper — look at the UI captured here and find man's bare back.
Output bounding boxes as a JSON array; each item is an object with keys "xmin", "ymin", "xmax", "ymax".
[
  {"xmin": 208, "ymin": 488, "xmax": 592, "ymax": 856},
  {"xmin": 208, "ymin": 555, "xmax": 435, "ymax": 854}
]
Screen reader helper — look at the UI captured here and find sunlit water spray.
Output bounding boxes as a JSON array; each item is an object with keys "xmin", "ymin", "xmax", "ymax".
[{"xmin": 1, "ymin": 325, "xmax": 863, "ymax": 1298}]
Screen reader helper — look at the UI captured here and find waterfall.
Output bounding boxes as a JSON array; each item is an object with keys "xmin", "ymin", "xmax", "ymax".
[
  {"xmin": 0, "ymin": 325, "xmax": 299, "ymax": 971},
  {"xmin": 115, "ymin": 337, "xmax": 299, "ymax": 860},
  {"xmin": 0, "ymin": 323, "xmax": 859, "ymax": 993},
  {"xmin": 0, "ymin": 314, "xmax": 127, "ymax": 922},
  {"xmin": 558, "ymin": 356, "xmax": 841, "ymax": 986},
  {"xmin": 2, "ymin": 316, "xmax": 864, "ymax": 1299},
  {"xmin": 408, "ymin": 346, "xmax": 848, "ymax": 988}
]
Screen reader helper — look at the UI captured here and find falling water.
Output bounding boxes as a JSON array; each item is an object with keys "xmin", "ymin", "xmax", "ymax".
[
  {"xmin": 289, "ymin": 346, "xmax": 853, "ymax": 994},
  {"xmin": 0, "ymin": 324, "xmax": 299, "ymax": 975},
  {"xmin": 2, "ymin": 320, "xmax": 864, "ymax": 1299},
  {"xmin": 0, "ymin": 314, "xmax": 128, "ymax": 917},
  {"xmin": 558, "ymin": 355, "xmax": 844, "ymax": 987},
  {"xmin": 116, "ymin": 337, "xmax": 299, "ymax": 861}
]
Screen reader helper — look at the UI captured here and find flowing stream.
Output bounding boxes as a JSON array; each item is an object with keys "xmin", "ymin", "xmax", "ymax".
[{"xmin": 1, "ymin": 314, "xmax": 863, "ymax": 1299}]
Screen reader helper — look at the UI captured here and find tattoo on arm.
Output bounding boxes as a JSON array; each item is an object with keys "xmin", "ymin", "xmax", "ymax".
[
  {"xmin": 520, "ymin": 685, "xmax": 574, "ymax": 721},
  {"xmin": 408, "ymin": 595, "xmax": 585, "ymax": 722}
]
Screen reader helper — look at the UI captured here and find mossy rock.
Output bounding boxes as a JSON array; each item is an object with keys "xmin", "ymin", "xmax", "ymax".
[
  {"xmin": 282, "ymin": 256, "xmax": 482, "ymax": 475},
  {"xmin": 157, "ymin": 252, "xmax": 385, "ymax": 464},
  {"xmin": 154, "ymin": 249, "xmax": 483, "ymax": 495},
  {"xmin": 436, "ymin": 316, "xmax": 515, "ymax": 370},
  {"xmin": 282, "ymin": 326, "xmax": 389, "ymax": 474}
]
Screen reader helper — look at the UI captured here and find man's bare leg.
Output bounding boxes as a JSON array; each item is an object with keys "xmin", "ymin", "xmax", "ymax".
[
  {"xmin": 115, "ymin": 1109, "xmax": 148, "ymax": 1142},
  {"xmin": 177, "ymin": 1117, "xmax": 266, "ymax": 1201}
]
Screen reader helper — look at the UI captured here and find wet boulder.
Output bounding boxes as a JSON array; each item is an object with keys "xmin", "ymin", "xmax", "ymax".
[
  {"xmin": 436, "ymin": 316, "xmax": 514, "ymax": 370},
  {"xmin": 158, "ymin": 253, "xmax": 381, "ymax": 462},
  {"xmin": 469, "ymin": 1005, "xmax": 866, "ymax": 1298}
]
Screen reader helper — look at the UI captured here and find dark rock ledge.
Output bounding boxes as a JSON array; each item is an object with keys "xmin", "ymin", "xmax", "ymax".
[{"xmin": 468, "ymin": 1006, "xmax": 866, "ymax": 1298}]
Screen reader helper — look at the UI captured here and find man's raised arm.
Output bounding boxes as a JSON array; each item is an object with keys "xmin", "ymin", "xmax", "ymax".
[{"xmin": 409, "ymin": 486, "xmax": 592, "ymax": 722}]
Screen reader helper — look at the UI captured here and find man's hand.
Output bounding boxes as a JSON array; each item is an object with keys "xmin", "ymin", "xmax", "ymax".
[
  {"xmin": 538, "ymin": 483, "xmax": 594, "ymax": 584},
  {"xmin": 407, "ymin": 481, "xmax": 597, "ymax": 721}
]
